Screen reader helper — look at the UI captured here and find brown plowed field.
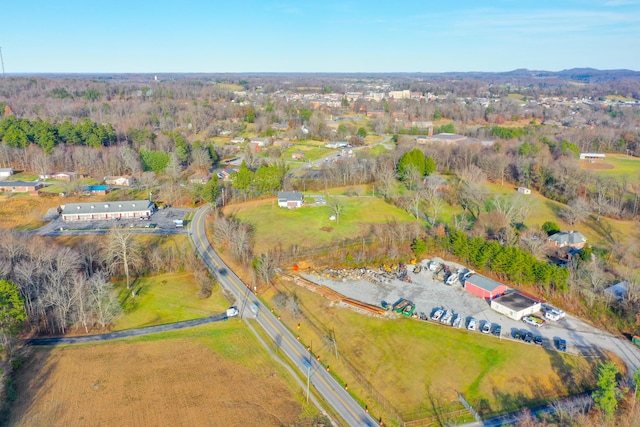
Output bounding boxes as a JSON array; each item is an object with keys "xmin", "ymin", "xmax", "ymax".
[{"xmin": 10, "ymin": 329, "xmax": 303, "ymax": 426}]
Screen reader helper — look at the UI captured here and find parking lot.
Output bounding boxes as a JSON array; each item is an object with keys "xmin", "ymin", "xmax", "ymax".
[
  {"xmin": 37, "ymin": 207, "xmax": 195, "ymax": 236},
  {"xmin": 301, "ymin": 257, "xmax": 640, "ymax": 373}
]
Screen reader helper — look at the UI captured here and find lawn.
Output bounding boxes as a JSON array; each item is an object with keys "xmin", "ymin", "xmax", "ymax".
[
  {"xmin": 282, "ymin": 144, "xmax": 333, "ymax": 161},
  {"xmin": 113, "ymin": 272, "xmax": 231, "ymax": 330},
  {"xmin": 265, "ymin": 282, "xmax": 598, "ymax": 421},
  {"xmin": 10, "ymin": 322, "xmax": 313, "ymax": 427},
  {"xmin": 224, "ymin": 196, "xmax": 416, "ymax": 254},
  {"xmin": 579, "ymin": 154, "xmax": 640, "ymax": 183}
]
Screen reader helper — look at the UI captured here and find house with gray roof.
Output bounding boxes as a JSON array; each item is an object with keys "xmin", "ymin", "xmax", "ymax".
[
  {"xmin": 61, "ymin": 200, "xmax": 154, "ymax": 221},
  {"xmin": 547, "ymin": 231, "xmax": 587, "ymax": 249},
  {"xmin": 277, "ymin": 191, "xmax": 303, "ymax": 209}
]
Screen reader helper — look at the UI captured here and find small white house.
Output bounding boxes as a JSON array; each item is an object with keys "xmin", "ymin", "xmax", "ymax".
[
  {"xmin": 0, "ymin": 168, "xmax": 14, "ymax": 178},
  {"xmin": 277, "ymin": 191, "xmax": 303, "ymax": 209},
  {"xmin": 517, "ymin": 187, "xmax": 531, "ymax": 195},
  {"xmin": 491, "ymin": 292, "xmax": 541, "ymax": 320}
]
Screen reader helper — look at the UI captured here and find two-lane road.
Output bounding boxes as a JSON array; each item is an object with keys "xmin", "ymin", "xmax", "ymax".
[{"xmin": 190, "ymin": 206, "xmax": 377, "ymax": 427}]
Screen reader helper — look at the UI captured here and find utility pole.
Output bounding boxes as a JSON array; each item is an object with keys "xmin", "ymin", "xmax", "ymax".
[{"xmin": 0, "ymin": 47, "xmax": 5, "ymax": 78}]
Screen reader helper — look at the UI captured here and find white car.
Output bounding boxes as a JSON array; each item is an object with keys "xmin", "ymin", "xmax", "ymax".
[
  {"xmin": 545, "ymin": 311, "xmax": 561, "ymax": 321},
  {"xmin": 431, "ymin": 309, "xmax": 444, "ymax": 321},
  {"xmin": 427, "ymin": 261, "xmax": 439, "ymax": 271},
  {"xmin": 467, "ymin": 318, "xmax": 476, "ymax": 331},
  {"xmin": 481, "ymin": 322, "xmax": 491, "ymax": 334}
]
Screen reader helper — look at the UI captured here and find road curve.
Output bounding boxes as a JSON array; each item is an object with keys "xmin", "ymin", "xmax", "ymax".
[
  {"xmin": 190, "ymin": 205, "xmax": 378, "ymax": 427},
  {"xmin": 27, "ymin": 313, "xmax": 227, "ymax": 345}
]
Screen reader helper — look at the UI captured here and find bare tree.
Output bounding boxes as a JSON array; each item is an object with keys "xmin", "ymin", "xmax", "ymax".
[
  {"xmin": 105, "ymin": 226, "xmax": 141, "ymax": 289},
  {"xmin": 328, "ymin": 198, "xmax": 345, "ymax": 224},
  {"xmin": 561, "ymin": 198, "xmax": 591, "ymax": 226}
]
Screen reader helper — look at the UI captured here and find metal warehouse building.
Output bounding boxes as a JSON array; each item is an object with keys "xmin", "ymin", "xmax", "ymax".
[
  {"xmin": 490, "ymin": 292, "xmax": 541, "ymax": 320},
  {"xmin": 61, "ymin": 200, "xmax": 154, "ymax": 221},
  {"xmin": 463, "ymin": 274, "xmax": 508, "ymax": 300}
]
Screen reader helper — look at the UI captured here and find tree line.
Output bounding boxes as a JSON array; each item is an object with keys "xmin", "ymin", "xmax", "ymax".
[{"xmin": 0, "ymin": 116, "xmax": 116, "ymax": 153}]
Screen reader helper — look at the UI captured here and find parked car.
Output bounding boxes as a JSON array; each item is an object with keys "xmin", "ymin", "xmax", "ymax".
[
  {"xmin": 413, "ymin": 265, "xmax": 422, "ymax": 274},
  {"xmin": 492, "ymin": 325, "xmax": 502, "ymax": 337},
  {"xmin": 460, "ymin": 269, "xmax": 475, "ymax": 282},
  {"xmin": 534, "ymin": 336, "xmax": 543, "ymax": 345},
  {"xmin": 427, "ymin": 261, "xmax": 439, "ymax": 271},
  {"xmin": 522, "ymin": 315, "xmax": 545, "ymax": 328},
  {"xmin": 556, "ymin": 338, "xmax": 567, "ymax": 352},
  {"xmin": 467, "ymin": 318, "xmax": 476, "ymax": 331},
  {"xmin": 513, "ymin": 330, "xmax": 522, "ymax": 340},
  {"xmin": 431, "ymin": 309, "xmax": 444, "ymax": 321},
  {"xmin": 523, "ymin": 332, "xmax": 534, "ymax": 343},
  {"xmin": 481, "ymin": 322, "xmax": 491, "ymax": 334}
]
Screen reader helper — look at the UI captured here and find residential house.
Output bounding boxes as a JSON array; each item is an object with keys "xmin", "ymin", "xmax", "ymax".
[
  {"xmin": 0, "ymin": 180, "xmax": 43, "ymax": 194},
  {"xmin": 0, "ymin": 168, "xmax": 14, "ymax": 178},
  {"xmin": 248, "ymin": 142, "xmax": 262, "ymax": 153},
  {"xmin": 61, "ymin": 200, "xmax": 154, "ymax": 221},
  {"xmin": 547, "ymin": 231, "xmax": 587, "ymax": 250},
  {"xmin": 230, "ymin": 137, "xmax": 245, "ymax": 144},
  {"xmin": 104, "ymin": 176, "xmax": 134, "ymax": 187},
  {"xmin": 217, "ymin": 167, "xmax": 238, "ymax": 181},
  {"xmin": 277, "ymin": 191, "xmax": 304, "ymax": 209},
  {"xmin": 52, "ymin": 172, "xmax": 77, "ymax": 182},
  {"xmin": 82, "ymin": 185, "xmax": 110, "ymax": 196}
]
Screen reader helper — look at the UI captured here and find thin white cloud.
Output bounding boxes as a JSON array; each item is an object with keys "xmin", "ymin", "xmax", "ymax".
[{"xmin": 604, "ymin": 0, "xmax": 640, "ymax": 6}]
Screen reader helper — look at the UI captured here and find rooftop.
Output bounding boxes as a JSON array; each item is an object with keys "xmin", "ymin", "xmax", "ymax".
[
  {"xmin": 465, "ymin": 274, "xmax": 505, "ymax": 292},
  {"xmin": 492, "ymin": 292, "xmax": 540, "ymax": 311},
  {"xmin": 62, "ymin": 200, "xmax": 152, "ymax": 215}
]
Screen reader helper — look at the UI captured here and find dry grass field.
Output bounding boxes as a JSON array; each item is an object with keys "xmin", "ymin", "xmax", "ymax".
[
  {"xmin": 0, "ymin": 195, "xmax": 55, "ymax": 230},
  {"xmin": 10, "ymin": 323, "xmax": 308, "ymax": 427}
]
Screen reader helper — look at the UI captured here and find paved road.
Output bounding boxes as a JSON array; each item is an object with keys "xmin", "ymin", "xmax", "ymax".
[
  {"xmin": 27, "ymin": 313, "xmax": 227, "ymax": 345},
  {"xmin": 190, "ymin": 206, "xmax": 377, "ymax": 427}
]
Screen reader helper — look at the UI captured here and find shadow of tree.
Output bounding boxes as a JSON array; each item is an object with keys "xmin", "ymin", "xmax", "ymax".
[{"xmin": 584, "ymin": 216, "xmax": 618, "ymax": 247}]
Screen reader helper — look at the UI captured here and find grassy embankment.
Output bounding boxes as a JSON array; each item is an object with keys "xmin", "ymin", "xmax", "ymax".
[{"xmin": 262, "ymin": 279, "xmax": 599, "ymax": 422}]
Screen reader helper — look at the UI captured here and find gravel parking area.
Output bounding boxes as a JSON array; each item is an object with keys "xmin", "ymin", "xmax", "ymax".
[{"xmin": 301, "ymin": 257, "xmax": 640, "ymax": 374}]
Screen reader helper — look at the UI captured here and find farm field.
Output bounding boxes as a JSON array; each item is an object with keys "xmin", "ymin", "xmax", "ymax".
[
  {"xmin": 579, "ymin": 154, "xmax": 640, "ymax": 183},
  {"xmin": 113, "ymin": 272, "xmax": 230, "ymax": 330},
  {"xmin": 9, "ymin": 322, "xmax": 309, "ymax": 427},
  {"xmin": 224, "ymin": 196, "xmax": 416, "ymax": 254},
  {"xmin": 265, "ymin": 282, "xmax": 599, "ymax": 419}
]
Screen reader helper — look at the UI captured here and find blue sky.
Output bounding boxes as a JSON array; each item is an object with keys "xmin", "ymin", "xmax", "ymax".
[{"xmin": 1, "ymin": 0, "xmax": 639, "ymax": 73}]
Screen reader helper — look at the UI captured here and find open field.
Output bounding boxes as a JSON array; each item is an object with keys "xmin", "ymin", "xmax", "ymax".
[
  {"xmin": 0, "ymin": 195, "xmax": 56, "ymax": 230},
  {"xmin": 10, "ymin": 322, "xmax": 309, "ymax": 427},
  {"xmin": 265, "ymin": 281, "xmax": 598, "ymax": 419},
  {"xmin": 224, "ymin": 196, "xmax": 416, "ymax": 254},
  {"xmin": 113, "ymin": 272, "xmax": 231, "ymax": 330},
  {"xmin": 579, "ymin": 154, "xmax": 640, "ymax": 183}
]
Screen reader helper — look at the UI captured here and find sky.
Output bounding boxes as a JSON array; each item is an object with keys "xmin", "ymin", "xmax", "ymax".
[{"xmin": 1, "ymin": 0, "xmax": 639, "ymax": 73}]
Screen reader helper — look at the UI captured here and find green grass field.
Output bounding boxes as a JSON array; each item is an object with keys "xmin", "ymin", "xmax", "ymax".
[
  {"xmin": 580, "ymin": 154, "xmax": 640, "ymax": 183},
  {"xmin": 266, "ymin": 283, "xmax": 598, "ymax": 420},
  {"xmin": 225, "ymin": 196, "xmax": 416, "ymax": 254},
  {"xmin": 113, "ymin": 272, "xmax": 231, "ymax": 330},
  {"xmin": 282, "ymin": 145, "xmax": 333, "ymax": 161}
]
